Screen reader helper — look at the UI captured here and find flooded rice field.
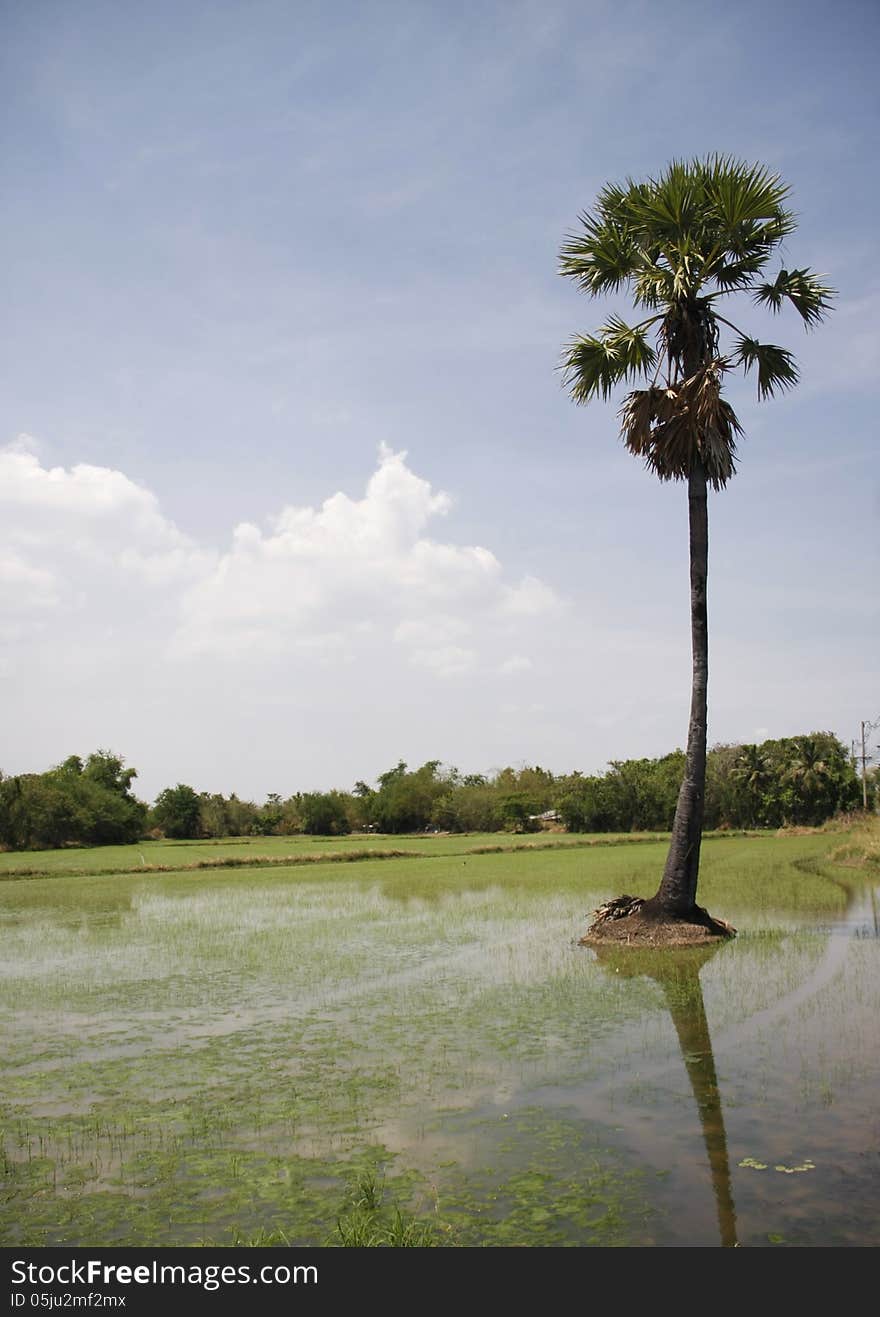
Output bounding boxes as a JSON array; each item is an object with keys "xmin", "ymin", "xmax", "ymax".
[{"xmin": 1, "ymin": 833, "xmax": 877, "ymax": 1247}]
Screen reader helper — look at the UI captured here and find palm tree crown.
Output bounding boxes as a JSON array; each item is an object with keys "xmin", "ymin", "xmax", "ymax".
[
  {"xmin": 785, "ymin": 736, "xmax": 830, "ymax": 794},
  {"xmin": 559, "ymin": 156, "xmax": 833, "ymax": 487}
]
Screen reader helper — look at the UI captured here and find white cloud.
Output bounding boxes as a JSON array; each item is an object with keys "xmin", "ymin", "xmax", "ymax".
[
  {"xmin": 0, "ymin": 433, "xmax": 865, "ymax": 800},
  {"xmin": 409, "ymin": 645, "xmax": 477, "ymax": 678},
  {"xmin": 500, "ymin": 574, "xmax": 565, "ymax": 617},
  {"xmin": 393, "ymin": 616, "xmax": 469, "ymax": 649},
  {"xmin": 0, "ymin": 438, "xmax": 560, "ymax": 715},
  {"xmin": 0, "ymin": 437, "xmax": 580, "ymax": 793},
  {"xmin": 0, "ymin": 552, "xmax": 58, "ymax": 608},
  {"xmin": 0, "ymin": 437, "xmax": 210, "ymax": 590},
  {"xmin": 499, "ymin": 655, "xmax": 533, "ymax": 675},
  {"xmin": 174, "ymin": 444, "xmax": 555, "ymax": 671}
]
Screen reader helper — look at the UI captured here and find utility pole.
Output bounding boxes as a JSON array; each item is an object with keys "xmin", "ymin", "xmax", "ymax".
[{"xmin": 858, "ymin": 716, "xmax": 880, "ymax": 811}]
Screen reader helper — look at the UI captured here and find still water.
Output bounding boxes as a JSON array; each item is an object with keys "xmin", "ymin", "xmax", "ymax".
[{"xmin": 1, "ymin": 853, "xmax": 877, "ymax": 1247}]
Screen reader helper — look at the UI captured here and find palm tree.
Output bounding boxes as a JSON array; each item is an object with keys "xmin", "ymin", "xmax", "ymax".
[
  {"xmin": 561, "ymin": 157, "xmax": 832, "ymax": 936},
  {"xmin": 732, "ymin": 743, "xmax": 773, "ymax": 828},
  {"xmin": 784, "ymin": 734, "xmax": 831, "ymax": 825}
]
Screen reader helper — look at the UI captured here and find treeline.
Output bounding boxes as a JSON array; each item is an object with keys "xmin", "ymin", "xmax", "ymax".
[
  {"xmin": 557, "ymin": 734, "xmax": 864, "ymax": 832},
  {"xmin": 151, "ymin": 761, "xmax": 563, "ymax": 841},
  {"xmin": 0, "ymin": 733, "xmax": 870, "ymax": 851},
  {"xmin": 0, "ymin": 753, "xmax": 147, "ymax": 850}
]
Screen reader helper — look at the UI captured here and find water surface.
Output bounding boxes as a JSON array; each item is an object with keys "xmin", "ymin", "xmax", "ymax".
[{"xmin": 1, "ymin": 838, "xmax": 877, "ymax": 1247}]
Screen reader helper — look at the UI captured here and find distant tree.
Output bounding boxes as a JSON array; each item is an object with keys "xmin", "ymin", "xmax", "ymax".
[
  {"xmin": 0, "ymin": 751, "xmax": 145, "ymax": 849},
  {"xmin": 781, "ymin": 732, "xmax": 858, "ymax": 825},
  {"xmin": 225, "ymin": 793, "xmax": 259, "ymax": 837},
  {"xmin": 376, "ymin": 761, "xmax": 408, "ymax": 790},
  {"xmin": 494, "ymin": 766, "xmax": 555, "ymax": 813},
  {"xmin": 705, "ymin": 733, "xmax": 859, "ymax": 829},
  {"xmin": 371, "ymin": 760, "xmax": 451, "ymax": 833},
  {"xmin": 703, "ymin": 743, "xmax": 744, "ymax": 829},
  {"xmin": 252, "ymin": 793, "xmax": 284, "ymax": 835},
  {"xmin": 152, "ymin": 784, "xmax": 202, "ymax": 839},
  {"xmin": 198, "ymin": 792, "xmax": 232, "ymax": 838},
  {"xmin": 0, "ymin": 774, "xmax": 74, "ymax": 849},
  {"xmin": 350, "ymin": 780, "xmax": 376, "ymax": 831},
  {"xmin": 82, "ymin": 750, "xmax": 138, "ymax": 797},
  {"xmin": 731, "ymin": 744, "xmax": 774, "ymax": 827},
  {"xmin": 498, "ymin": 795, "xmax": 541, "ymax": 833},
  {"xmin": 299, "ymin": 791, "xmax": 351, "ymax": 836},
  {"xmin": 431, "ymin": 780, "xmax": 501, "ymax": 833},
  {"xmin": 276, "ymin": 795, "xmax": 305, "ymax": 835}
]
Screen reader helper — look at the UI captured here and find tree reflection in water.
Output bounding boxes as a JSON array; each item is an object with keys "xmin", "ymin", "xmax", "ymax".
[{"xmin": 594, "ymin": 943, "xmax": 737, "ymax": 1247}]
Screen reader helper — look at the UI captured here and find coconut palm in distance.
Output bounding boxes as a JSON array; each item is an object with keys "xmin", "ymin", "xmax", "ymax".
[
  {"xmin": 732, "ymin": 744, "xmax": 773, "ymax": 828},
  {"xmin": 560, "ymin": 157, "xmax": 833, "ymax": 944}
]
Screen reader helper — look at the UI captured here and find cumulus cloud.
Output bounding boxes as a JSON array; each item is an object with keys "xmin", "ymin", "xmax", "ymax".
[
  {"xmin": 0, "ymin": 437, "xmax": 210, "ymax": 595},
  {"xmin": 0, "ymin": 435, "xmax": 583, "ymax": 795},
  {"xmin": 0, "ymin": 551, "xmax": 59, "ymax": 609},
  {"xmin": 500, "ymin": 575, "xmax": 565, "ymax": 617},
  {"xmin": 0, "ymin": 438, "xmax": 561, "ymax": 688},
  {"xmin": 174, "ymin": 443, "xmax": 562, "ymax": 671}
]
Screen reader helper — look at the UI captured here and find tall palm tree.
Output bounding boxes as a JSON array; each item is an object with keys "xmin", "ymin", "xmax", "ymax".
[{"xmin": 560, "ymin": 157, "xmax": 832, "ymax": 929}]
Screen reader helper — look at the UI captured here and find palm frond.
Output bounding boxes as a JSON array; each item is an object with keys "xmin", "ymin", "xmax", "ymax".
[
  {"xmin": 559, "ymin": 213, "xmax": 639, "ymax": 296},
  {"xmin": 602, "ymin": 315, "xmax": 659, "ymax": 371},
  {"xmin": 708, "ymin": 250, "xmax": 772, "ymax": 290},
  {"xmin": 752, "ymin": 268, "xmax": 835, "ymax": 328},
  {"xmin": 731, "ymin": 335, "xmax": 799, "ymax": 398},
  {"xmin": 560, "ymin": 318, "xmax": 657, "ymax": 402},
  {"xmin": 632, "ymin": 257, "xmax": 676, "ymax": 308},
  {"xmin": 619, "ymin": 363, "xmax": 741, "ymax": 490},
  {"xmin": 703, "ymin": 156, "xmax": 792, "ymax": 227},
  {"xmin": 689, "ymin": 366, "xmax": 743, "ymax": 486}
]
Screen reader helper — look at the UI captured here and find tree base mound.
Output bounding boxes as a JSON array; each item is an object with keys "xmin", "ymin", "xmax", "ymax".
[{"xmin": 579, "ymin": 895, "xmax": 736, "ymax": 948}]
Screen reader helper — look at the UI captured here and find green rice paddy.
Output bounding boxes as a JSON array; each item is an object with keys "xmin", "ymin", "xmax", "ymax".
[{"xmin": 1, "ymin": 829, "xmax": 877, "ymax": 1247}]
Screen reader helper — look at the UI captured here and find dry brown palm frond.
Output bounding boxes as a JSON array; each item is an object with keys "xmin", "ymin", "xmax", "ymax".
[
  {"xmin": 619, "ymin": 360, "xmax": 742, "ymax": 489},
  {"xmin": 589, "ymin": 894, "xmax": 645, "ymax": 925}
]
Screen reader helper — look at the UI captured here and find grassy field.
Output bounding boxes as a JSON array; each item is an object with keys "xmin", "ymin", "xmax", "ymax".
[
  {"xmin": 0, "ymin": 825, "xmax": 781, "ymax": 880},
  {"xmin": 1, "ymin": 823, "xmax": 877, "ymax": 1248},
  {"xmin": 0, "ymin": 826, "xmax": 850, "ymax": 916},
  {"xmin": 0, "ymin": 829, "xmax": 677, "ymax": 877}
]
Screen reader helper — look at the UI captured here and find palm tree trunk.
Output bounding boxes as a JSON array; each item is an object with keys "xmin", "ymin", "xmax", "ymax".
[{"xmin": 649, "ymin": 457, "xmax": 709, "ymax": 916}]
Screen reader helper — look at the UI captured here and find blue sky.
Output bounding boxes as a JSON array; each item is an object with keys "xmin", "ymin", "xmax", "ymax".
[{"xmin": 2, "ymin": 0, "xmax": 877, "ymax": 802}]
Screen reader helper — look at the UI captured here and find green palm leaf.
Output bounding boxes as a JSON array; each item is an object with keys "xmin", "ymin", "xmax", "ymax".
[
  {"xmin": 702, "ymin": 156, "xmax": 793, "ymax": 224},
  {"xmin": 752, "ymin": 268, "xmax": 835, "ymax": 327},
  {"xmin": 561, "ymin": 317, "xmax": 658, "ymax": 401},
  {"xmin": 559, "ymin": 213, "xmax": 639, "ymax": 295},
  {"xmin": 731, "ymin": 336, "xmax": 799, "ymax": 398}
]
